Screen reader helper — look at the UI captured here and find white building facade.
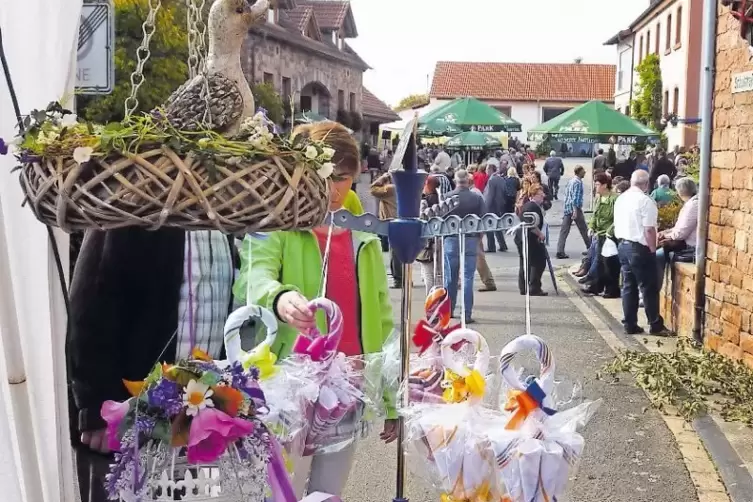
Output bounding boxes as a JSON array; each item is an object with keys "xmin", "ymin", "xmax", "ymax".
[{"xmin": 606, "ymin": 0, "xmax": 702, "ymax": 149}]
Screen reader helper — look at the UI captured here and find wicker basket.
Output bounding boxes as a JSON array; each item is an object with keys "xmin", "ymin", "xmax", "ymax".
[{"xmin": 19, "ymin": 146, "xmax": 330, "ymax": 234}]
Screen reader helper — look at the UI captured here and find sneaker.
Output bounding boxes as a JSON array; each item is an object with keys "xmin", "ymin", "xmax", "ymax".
[
  {"xmin": 577, "ymin": 275, "xmax": 592, "ymax": 284},
  {"xmin": 602, "ymin": 291, "xmax": 620, "ymax": 299},
  {"xmin": 581, "ymin": 287, "xmax": 600, "ymax": 296},
  {"xmin": 529, "ymin": 290, "xmax": 549, "ymax": 297},
  {"xmin": 624, "ymin": 325, "xmax": 645, "ymax": 335},
  {"xmin": 478, "ymin": 285, "xmax": 497, "ymax": 292},
  {"xmin": 556, "ymin": 253, "xmax": 569, "ymax": 259},
  {"xmin": 465, "ymin": 318, "xmax": 476, "ymax": 325},
  {"xmin": 573, "ymin": 268, "xmax": 588, "ymax": 277}
]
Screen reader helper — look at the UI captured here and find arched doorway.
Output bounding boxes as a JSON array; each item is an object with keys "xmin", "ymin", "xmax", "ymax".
[{"xmin": 300, "ymin": 82, "xmax": 331, "ymax": 119}]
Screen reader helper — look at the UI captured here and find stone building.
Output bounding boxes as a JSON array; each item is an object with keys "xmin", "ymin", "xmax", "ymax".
[
  {"xmin": 240, "ymin": 0, "xmax": 395, "ymax": 134},
  {"xmin": 700, "ymin": 1, "xmax": 753, "ymax": 366}
]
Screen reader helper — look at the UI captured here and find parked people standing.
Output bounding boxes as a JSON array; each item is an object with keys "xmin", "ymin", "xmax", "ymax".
[
  {"xmin": 515, "ymin": 184, "xmax": 548, "ymax": 296},
  {"xmin": 543, "ymin": 150, "xmax": 565, "ymax": 200},
  {"xmin": 483, "ymin": 162, "xmax": 508, "ymax": 253},
  {"xmin": 471, "ymin": 183, "xmax": 497, "ymax": 292},
  {"xmin": 656, "ymin": 177, "xmax": 699, "ymax": 291},
  {"xmin": 556, "ymin": 165, "xmax": 590, "ymax": 259},
  {"xmin": 613, "ymin": 170, "xmax": 668, "ymax": 335},
  {"xmin": 444, "ymin": 169, "xmax": 485, "ymax": 323},
  {"xmin": 370, "ymin": 172, "xmax": 402, "ymax": 288}
]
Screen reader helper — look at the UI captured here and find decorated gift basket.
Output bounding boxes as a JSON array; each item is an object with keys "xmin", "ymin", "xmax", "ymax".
[{"xmin": 5, "ymin": 0, "xmax": 331, "ymax": 233}]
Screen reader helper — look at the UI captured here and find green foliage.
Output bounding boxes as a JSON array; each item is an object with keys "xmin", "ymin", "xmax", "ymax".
[
  {"xmin": 598, "ymin": 338, "xmax": 753, "ymax": 423},
  {"xmin": 685, "ymin": 152, "xmax": 700, "ymax": 182},
  {"xmin": 630, "ymin": 54, "xmax": 664, "ymax": 133},
  {"xmin": 394, "ymin": 93, "xmax": 429, "ymax": 112},
  {"xmin": 657, "ymin": 199, "xmax": 683, "ymax": 230},
  {"xmin": 251, "ymin": 83, "xmax": 284, "ymax": 125},
  {"xmin": 535, "ymin": 139, "xmax": 552, "ymax": 157},
  {"xmin": 77, "ymin": 0, "xmax": 189, "ymax": 124}
]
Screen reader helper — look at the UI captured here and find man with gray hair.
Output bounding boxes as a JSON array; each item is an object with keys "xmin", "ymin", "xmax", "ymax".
[
  {"xmin": 444, "ymin": 169, "xmax": 486, "ymax": 323},
  {"xmin": 613, "ymin": 170, "xmax": 668, "ymax": 335},
  {"xmin": 542, "ymin": 150, "xmax": 565, "ymax": 200}
]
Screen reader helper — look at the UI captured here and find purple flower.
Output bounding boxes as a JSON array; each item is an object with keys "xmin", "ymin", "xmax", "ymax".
[
  {"xmin": 0, "ymin": 138, "xmax": 8, "ymax": 156},
  {"xmin": 147, "ymin": 379, "xmax": 183, "ymax": 417}
]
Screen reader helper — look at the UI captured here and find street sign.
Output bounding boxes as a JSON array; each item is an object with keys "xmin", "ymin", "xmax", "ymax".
[
  {"xmin": 76, "ymin": 0, "xmax": 114, "ymax": 95},
  {"xmin": 732, "ymin": 70, "xmax": 753, "ymax": 94}
]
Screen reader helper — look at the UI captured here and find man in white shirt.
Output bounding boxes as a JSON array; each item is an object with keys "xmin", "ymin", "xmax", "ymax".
[{"xmin": 614, "ymin": 170, "xmax": 668, "ymax": 335}]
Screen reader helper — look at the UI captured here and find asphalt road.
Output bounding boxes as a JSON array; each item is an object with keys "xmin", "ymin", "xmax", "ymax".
[{"xmin": 343, "ymin": 163, "xmax": 698, "ymax": 502}]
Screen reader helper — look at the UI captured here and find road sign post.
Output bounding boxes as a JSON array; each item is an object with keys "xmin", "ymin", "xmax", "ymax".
[{"xmin": 76, "ymin": 0, "xmax": 114, "ymax": 95}]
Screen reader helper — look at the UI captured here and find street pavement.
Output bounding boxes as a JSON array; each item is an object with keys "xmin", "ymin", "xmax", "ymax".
[{"xmin": 343, "ymin": 162, "xmax": 702, "ymax": 502}]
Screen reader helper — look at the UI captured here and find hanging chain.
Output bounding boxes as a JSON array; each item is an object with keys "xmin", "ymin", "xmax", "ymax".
[
  {"xmin": 124, "ymin": 0, "xmax": 162, "ymax": 118},
  {"xmin": 186, "ymin": 0, "xmax": 213, "ymax": 126}
]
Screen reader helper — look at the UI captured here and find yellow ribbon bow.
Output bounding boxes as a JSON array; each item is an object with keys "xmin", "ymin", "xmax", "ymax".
[
  {"xmin": 241, "ymin": 344, "xmax": 278, "ymax": 380},
  {"xmin": 442, "ymin": 369, "xmax": 486, "ymax": 403},
  {"xmin": 440, "ymin": 480, "xmax": 496, "ymax": 502}
]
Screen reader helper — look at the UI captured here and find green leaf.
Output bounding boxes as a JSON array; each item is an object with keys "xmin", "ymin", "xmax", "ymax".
[
  {"xmin": 151, "ymin": 420, "xmax": 172, "ymax": 443},
  {"xmin": 198, "ymin": 371, "xmax": 221, "ymax": 387},
  {"xmin": 145, "ymin": 363, "xmax": 163, "ymax": 386}
]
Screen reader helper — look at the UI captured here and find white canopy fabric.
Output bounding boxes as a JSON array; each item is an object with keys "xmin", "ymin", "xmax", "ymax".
[
  {"xmin": 0, "ymin": 0, "xmax": 82, "ymax": 501},
  {"xmin": 380, "ymin": 101, "xmax": 444, "ymax": 132}
]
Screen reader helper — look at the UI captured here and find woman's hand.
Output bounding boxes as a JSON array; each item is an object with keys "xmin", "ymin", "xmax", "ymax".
[
  {"xmin": 81, "ymin": 429, "xmax": 110, "ymax": 454},
  {"xmin": 380, "ymin": 419, "xmax": 399, "ymax": 444},
  {"xmin": 275, "ymin": 291, "xmax": 316, "ymax": 331}
]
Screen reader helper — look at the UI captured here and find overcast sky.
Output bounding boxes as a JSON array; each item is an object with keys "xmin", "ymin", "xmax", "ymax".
[{"xmin": 347, "ymin": 0, "xmax": 649, "ymax": 106}]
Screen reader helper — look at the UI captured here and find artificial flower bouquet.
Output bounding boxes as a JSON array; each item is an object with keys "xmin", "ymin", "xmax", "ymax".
[{"xmin": 100, "ymin": 348, "xmax": 288, "ymax": 502}]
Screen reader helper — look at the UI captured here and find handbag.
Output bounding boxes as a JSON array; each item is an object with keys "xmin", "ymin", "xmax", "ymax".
[
  {"xmin": 416, "ymin": 239, "xmax": 434, "ymax": 263},
  {"xmin": 601, "ymin": 238, "xmax": 618, "ymax": 258}
]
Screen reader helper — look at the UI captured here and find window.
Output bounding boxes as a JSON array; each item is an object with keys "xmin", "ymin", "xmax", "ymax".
[
  {"xmin": 676, "ymin": 6, "xmax": 683, "ymax": 45},
  {"xmin": 300, "ymin": 95, "xmax": 312, "ymax": 112},
  {"xmin": 666, "ymin": 15, "xmax": 672, "ymax": 51},
  {"xmin": 646, "ymin": 30, "xmax": 651, "ymax": 55},
  {"xmin": 282, "ymin": 77, "xmax": 291, "ymax": 102},
  {"xmin": 263, "ymin": 72, "xmax": 274, "ymax": 85},
  {"xmin": 494, "ymin": 106, "xmax": 512, "ymax": 118},
  {"xmin": 673, "ymin": 87, "xmax": 680, "ymax": 115},
  {"xmin": 541, "ymin": 107, "xmax": 570, "ymax": 123},
  {"xmin": 655, "ymin": 23, "xmax": 661, "ymax": 54},
  {"xmin": 617, "ymin": 49, "xmax": 630, "ymax": 91},
  {"xmin": 625, "ymin": 105, "xmax": 631, "ymax": 116},
  {"xmin": 663, "ymin": 90, "xmax": 669, "ymax": 116},
  {"xmin": 349, "ymin": 92, "xmax": 356, "ymax": 111},
  {"xmin": 638, "ymin": 36, "xmax": 643, "ymax": 62},
  {"xmin": 338, "ymin": 90, "xmax": 345, "ymax": 109}
]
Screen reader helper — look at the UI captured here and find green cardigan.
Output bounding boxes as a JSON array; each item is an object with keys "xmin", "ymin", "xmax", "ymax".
[{"xmin": 233, "ymin": 230, "xmax": 396, "ymax": 417}]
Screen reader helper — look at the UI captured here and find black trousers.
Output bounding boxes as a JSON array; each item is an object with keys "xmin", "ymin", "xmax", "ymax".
[
  {"xmin": 587, "ymin": 237, "xmax": 621, "ymax": 296},
  {"xmin": 486, "ymin": 231, "xmax": 507, "ymax": 252},
  {"xmin": 515, "ymin": 236, "xmax": 546, "ymax": 294},
  {"xmin": 76, "ymin": 448, "xmax": 111, "ymax": 502},
  {"xmin": 390, "ymin": 248, "xmax": 403, "ymax": 284},
  {"xmin": 547, "ymin": 177, "xmax": 560, "ymax": 199}
]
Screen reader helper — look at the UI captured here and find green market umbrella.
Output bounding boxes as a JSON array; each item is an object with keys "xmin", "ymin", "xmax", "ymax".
[
  {"xmin": 445, "ymin": 131, "xmax": 502, "ymax": 151},
  {"xmin": 418, "ymin": 97, "xmax": 522, "ymax": 135},
  {"xmin": 527, "ymin": 100, "xmax": 659, "ymax": 145}
]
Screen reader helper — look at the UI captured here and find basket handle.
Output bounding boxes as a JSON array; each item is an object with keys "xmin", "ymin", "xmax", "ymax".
[
  {"xmin": 440, "ymin": 328, "xmax": 490, "ymax": 377},
  {"xmin": 291, "ymin": 297, "xmax": 343, "ymax": 361},
  {"xmin": 223, "ymin": 304, "xmax": 278, "ymax": 364},
  {"xmin": 499, "ymin": 334, "xmax": 556, "ymax": 394}
]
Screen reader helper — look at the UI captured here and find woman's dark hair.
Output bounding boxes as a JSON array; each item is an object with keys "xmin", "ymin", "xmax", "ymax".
[
  {"xmin": 594, "ymin": 172, "xmax": 612, "ymax": 189},
  {"xmin": 532, "ymin": 171, "xmax": 542, "ymax": 183}
]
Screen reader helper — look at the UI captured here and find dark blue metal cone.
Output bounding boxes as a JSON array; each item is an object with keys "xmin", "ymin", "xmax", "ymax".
[{"xmin": 392, "ymin": 169, "xmax": 428, "ymax": 219}]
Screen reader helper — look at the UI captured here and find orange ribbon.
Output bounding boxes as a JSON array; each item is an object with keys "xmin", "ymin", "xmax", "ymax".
[{"xmin": 504, "ymin": 389, "xmax": 540, "ymax": 430}]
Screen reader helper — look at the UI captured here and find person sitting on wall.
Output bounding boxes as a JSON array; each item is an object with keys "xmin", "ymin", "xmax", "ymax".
[
  {"xmin": 656, "ymin": 177, "xmax": 699, "ymax": 293},
  {"xmin": 650, "ymin": 174, "xmax": 676, "ymax": 207}
]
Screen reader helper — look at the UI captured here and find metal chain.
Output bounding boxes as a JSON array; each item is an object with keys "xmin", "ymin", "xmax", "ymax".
[
  {"xmin": 186, "ymin": 0, "xmax": 213, "ymax": 126},
  {"xmin": 124, "ymin": 0, "xmax": 162, "ymax": 118}
]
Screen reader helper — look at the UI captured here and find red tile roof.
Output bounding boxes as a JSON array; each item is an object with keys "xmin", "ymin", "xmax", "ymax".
[
  {"xmin": 284, "ymin": 5, "xmax": 313, "ymax": 32},
  {"xmin": 430, "ymin": 62, "xmax": 616, "ymax": 103},
  {"xmin": 362, "ymin": 88, "xmax": 400, "ymax": 122},
  {"xmin": 298, "ymin": 1, "xmax": 350, "ymax": 30}
]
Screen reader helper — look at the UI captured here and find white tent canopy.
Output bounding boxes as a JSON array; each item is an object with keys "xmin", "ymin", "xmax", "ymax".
[{"xmin": 0, "ymin": 0, "xmax": 82, "ymax": 501}]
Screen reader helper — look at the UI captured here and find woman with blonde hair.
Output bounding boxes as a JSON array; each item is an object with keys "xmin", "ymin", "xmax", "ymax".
[{"xmin": 234, "ymin": 121, "xmax": 397, "ymax": 498}]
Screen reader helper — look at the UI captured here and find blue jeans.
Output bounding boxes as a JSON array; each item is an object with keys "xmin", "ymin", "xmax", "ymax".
[
  {"xmin": 618, "ymin": 241, "xmax": 665, "ymax": 330},
  {"xmin": 656, "ymin": 247, "xmax": 669, "ymax": 292},
  {"xmin": 586, "ymin": 236, "xmax": 599, "ymax": 280},
  {"xmin": 443, "ymin": 235, "xmax": 478, "ymax": 320}
]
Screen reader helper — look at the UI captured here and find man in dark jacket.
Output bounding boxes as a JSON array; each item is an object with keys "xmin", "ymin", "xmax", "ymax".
[
  {"xmin": 593, "ymin": 148, "xmax": 607, "ymax": 172},
  {"xmin": 483, "ymin": 163, "xmax": 508, "ymax": 253},
  {"xmin": 649, "ymin": 149, "xmax": 678, "ymax": 189},
  {"xmin": 542, "ymin": 150, "xmax": 565, "ymax": 200},
  {"xmin": 69, "ymin": 228, "xmax": 237, "ymax": 502}
]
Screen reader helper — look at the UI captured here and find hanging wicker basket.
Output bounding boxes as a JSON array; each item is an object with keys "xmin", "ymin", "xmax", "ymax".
[{"xmin": 19, "ymin": 146, "xmax": 330, "ymax": 234}]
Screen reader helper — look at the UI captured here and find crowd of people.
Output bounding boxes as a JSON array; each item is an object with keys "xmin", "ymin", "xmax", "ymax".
[{"xmin": 366, "ymin": 139, "xmax": 699, "ymax": 337}]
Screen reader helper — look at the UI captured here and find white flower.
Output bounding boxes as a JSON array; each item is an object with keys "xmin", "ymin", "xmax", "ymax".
[
  {"xmin": 50, "ymin": 111, "xmax": 63, "ymax": 122},
  {"xmin": 183, "ymin": 379, "xmax": 214, "ymax": 417},
  {"xmin": 317, "ymin": 162, "xmax": 335, "ymax": 179},
  {"xmin": 321, "ymin": 147, "xmax": 335, "ymax": 160},
  {"xmin": 305, "ymin": 145, "xmax": 318, "ymax": 159},
  {"xmin": 60, "ymin": 113, "xmax": 78, "ymax": 127},
  {"xmin": 72, "ymin": 146, "xmax": 93, "ymax": 164}
]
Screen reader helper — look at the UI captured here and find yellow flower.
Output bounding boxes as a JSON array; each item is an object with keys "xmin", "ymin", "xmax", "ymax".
[{"xmin": 242, "ymin": 344, "xmax": 278, "ymax": 380}]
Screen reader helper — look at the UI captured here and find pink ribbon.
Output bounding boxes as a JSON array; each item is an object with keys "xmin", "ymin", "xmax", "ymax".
[{"xmin": 292, "ymin": 298, "xmax": 343, "ymax": 361}]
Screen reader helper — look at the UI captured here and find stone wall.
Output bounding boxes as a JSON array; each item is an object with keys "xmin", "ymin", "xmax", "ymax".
[
  {"xmin": 660, "ymin": 263, "xmax": 696, "ymax": 338},
  {"xmin": 704, "ymin": 5, "xmax": 753, "ymax": 368},
  {"xmin": 242, "ymin": 33, "xmax": 363, "ymax": 117}
]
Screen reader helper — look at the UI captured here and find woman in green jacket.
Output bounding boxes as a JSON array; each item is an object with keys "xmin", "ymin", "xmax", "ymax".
[{"xmin": 233, "ymin": 122, "xmax": 395, "ymax": 498}]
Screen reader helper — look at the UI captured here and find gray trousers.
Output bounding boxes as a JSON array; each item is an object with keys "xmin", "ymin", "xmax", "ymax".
[{"xmin": 556, "ymin": 210, "xmax": 590, "ymax": 254}]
